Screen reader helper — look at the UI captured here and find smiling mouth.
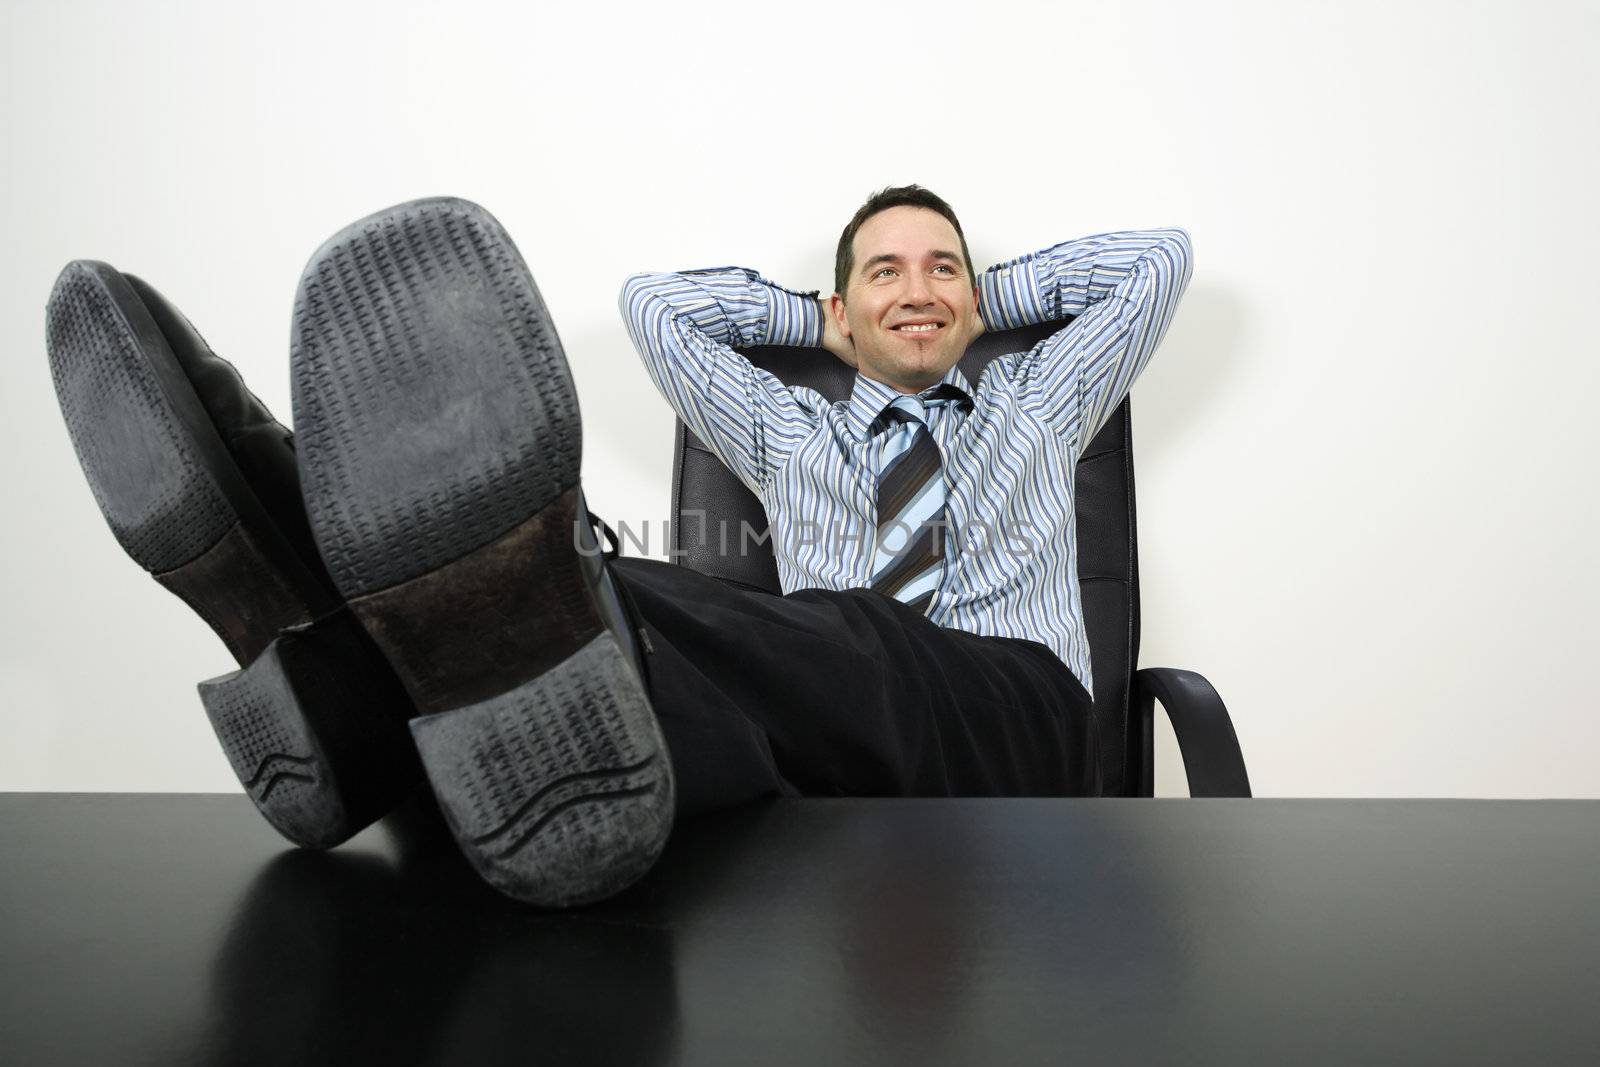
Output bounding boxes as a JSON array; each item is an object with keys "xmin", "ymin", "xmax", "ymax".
[{"xmin": 892, "ymin": 323, "xmax": 943, "ymax": 334}]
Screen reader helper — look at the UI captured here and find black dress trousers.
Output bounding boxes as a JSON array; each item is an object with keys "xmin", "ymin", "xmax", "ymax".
[{"xmin": 607, "ymin": 558, "xmax": 1103, "ymax": 818}]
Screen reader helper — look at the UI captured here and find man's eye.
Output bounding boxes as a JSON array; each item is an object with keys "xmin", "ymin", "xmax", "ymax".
[
  {"xmin": 874, "ymin": 268, "xmax": 895, "ymax": 279},
  {"xmin": 934, "ymin": 265, "xmax": 955, "ymax": 274}
]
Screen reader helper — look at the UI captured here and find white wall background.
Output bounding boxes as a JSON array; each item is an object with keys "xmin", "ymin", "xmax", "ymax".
[{"xmin": 1, "ymin": 0, "xmax": 1594, "ymax": 797}]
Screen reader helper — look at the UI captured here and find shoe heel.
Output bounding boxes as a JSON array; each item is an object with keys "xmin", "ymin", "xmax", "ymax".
[
  {"xmin": 408, "ymin": 631, "xmax": 674, "ymax": 908},
  {"xmin": 199, "ymin": 608, "xmax": 421, "ymax": 849}
]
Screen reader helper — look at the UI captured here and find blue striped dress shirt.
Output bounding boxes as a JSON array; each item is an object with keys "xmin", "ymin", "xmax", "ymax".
[{"xmin": 619, "ymin": 228, "xmax": 1192, "ymax": 700}]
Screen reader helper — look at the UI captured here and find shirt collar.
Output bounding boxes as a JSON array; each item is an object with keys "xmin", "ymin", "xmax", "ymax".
[{"xmin": 843, "ymin": 362, "xmax": 974, "ymax": 440}]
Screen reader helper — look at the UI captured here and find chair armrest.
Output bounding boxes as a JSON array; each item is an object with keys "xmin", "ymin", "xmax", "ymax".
[{"xmin": 1133, "ymin": 667, "xmax": 1252, "ymax": 798}]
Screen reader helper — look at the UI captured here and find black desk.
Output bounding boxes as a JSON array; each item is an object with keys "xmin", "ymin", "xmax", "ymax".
[{"xmin": 2, "ymin": 795, "xmax": 1596, "ymax": 1065}]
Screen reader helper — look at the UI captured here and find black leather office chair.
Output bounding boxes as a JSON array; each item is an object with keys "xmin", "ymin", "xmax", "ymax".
[{"xmin": 667, "ymin": 320, "xmax": 1252, "ymax": 798}]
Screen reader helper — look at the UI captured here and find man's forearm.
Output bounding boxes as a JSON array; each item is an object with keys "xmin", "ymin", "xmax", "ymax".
[
  {"xmin": 618, "ymin": 266, "xmax": 824, "ymax": 494},
  {"xmin": 621, "ymin": 267, "xmax": 824, "ymax": 355},
  {"xmin": 977, "ymin": 229, "xmax": 1193, "ymax": 332}
]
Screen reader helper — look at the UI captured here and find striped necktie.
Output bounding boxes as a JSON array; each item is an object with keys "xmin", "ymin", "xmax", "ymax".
[{"xmin": 869, "ymin": 385, "xmax": 966, "ymax": 614}]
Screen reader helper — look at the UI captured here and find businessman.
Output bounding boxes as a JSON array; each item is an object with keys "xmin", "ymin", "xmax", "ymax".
[{"xmin": 47, "ymin": 187, "xmax": 1190, "ymax": 909}]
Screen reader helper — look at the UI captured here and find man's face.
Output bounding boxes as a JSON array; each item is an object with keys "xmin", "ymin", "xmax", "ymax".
[{"xmin": 831, "ymin": 205, "xmax": 981, "ymax": 394}]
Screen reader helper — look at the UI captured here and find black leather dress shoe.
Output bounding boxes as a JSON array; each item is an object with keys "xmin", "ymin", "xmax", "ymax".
[
  {"xmin": 46, "ymin": 263, "xmax": 422, "ymax": 847},
  {"xmin": 290, "ymin": 197, "xmax": 674, "ymax": 908}
]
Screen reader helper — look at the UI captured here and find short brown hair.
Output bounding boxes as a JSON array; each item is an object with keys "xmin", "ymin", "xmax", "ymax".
[{"xmin": 833, "ymin": 184, "xmax": 976, "ymax": 302}]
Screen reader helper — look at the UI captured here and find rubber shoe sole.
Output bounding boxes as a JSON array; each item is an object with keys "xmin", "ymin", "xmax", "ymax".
[
  {"xmin": 290, "ymin": 197, "xmax": 674, "ymax": 908},
  {"xmin": 46, "ymin": 262, "xmax": 420, "ymax": 848}
]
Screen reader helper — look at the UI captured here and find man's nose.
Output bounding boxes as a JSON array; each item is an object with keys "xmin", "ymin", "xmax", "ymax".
[{"xmin": 899, "ymin": 271, "xmax": 934, "ymax": 305}]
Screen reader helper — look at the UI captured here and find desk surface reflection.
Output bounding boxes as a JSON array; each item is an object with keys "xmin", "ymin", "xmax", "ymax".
[{"xmin": 2, "ymin": 794, "xmax": 1597, "ymax": 1066}]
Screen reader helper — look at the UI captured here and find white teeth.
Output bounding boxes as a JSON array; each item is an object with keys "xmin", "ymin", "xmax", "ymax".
[{"xmin": 895, "ymin": 323, "xmax": 940, "ymax": 332}]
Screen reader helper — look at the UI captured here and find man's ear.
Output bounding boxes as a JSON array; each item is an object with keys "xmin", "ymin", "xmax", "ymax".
[{"xmin": 829, "ymin": 292, "xmax": 851, "ymax": 339}]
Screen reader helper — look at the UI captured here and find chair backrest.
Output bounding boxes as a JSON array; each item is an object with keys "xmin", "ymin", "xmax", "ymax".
[{"xmin": 668, "ymin": 321, "xmax": 1145, "ymax": 797}]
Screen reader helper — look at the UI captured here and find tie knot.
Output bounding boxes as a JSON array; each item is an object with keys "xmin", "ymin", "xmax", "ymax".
[
  {"xmin": 889, "ymin": 394, "xmax": 926, "ymax": 419},
  {"xmin": 871, "ymin": 395, "xmax": 925, "ymax": 436},
  {"xmin": 870, "ymin": 382, "xmax": 970, "ymax": 436}
]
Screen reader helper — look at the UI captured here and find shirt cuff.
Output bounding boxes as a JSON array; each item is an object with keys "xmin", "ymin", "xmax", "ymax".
[
  {"xmin": 760, "ymin": 277, "xmax": 825, "ymax": 348},
  {"xmin": 977, "ymin": 252, "xmax": 1048, "ymax": 331}
]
